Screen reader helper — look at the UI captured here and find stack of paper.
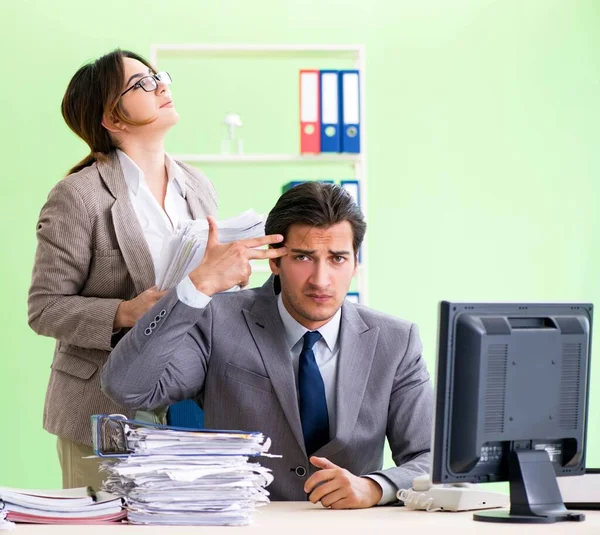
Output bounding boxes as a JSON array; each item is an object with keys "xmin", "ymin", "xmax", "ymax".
[
  {"xmin": 99, "ymin": 426, "xmax": 276, "ymax": 526},
  {"xmin": 156, "ymin": 209, "xmax": 266, "ymax": 290},
  {"xmin": 0, "ymin": 487, "xmax": 125, "ymax": 524}
]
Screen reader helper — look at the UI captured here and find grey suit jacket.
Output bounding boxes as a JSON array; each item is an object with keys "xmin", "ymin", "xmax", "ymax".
[
  {"xmin": 102, "ymin": 282, "xmax": 434, "ymax": 501},
  {"xmin": 27, "ymin": 151, "xmax": 217, "ymax": 445}
]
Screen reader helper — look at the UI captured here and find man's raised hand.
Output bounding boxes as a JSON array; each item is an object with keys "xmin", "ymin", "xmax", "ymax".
[{"xmin": 189, "ymin": 216, "xmax": 287, "ymax": 296}]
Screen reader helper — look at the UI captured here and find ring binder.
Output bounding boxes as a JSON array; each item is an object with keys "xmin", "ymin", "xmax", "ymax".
[{"xmin": 91, "ymin": 414, "xmax": 265, "ymax": 457}]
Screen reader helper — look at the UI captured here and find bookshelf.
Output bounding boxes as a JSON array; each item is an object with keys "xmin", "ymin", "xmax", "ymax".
[
  {"xmin": 169, "ymin": 154, "xmax": 360, "ymax": 164},
  {"xmin": 151, "ymin": 44, "xmax": 368, "ymax": 304}
]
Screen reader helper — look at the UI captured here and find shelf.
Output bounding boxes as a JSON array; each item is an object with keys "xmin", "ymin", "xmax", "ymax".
[
  {"xmin": 154, "ymin": 42, "xmax": 368, "ymax": 304},
  {"xmin": 172, "ymin": 153, "xmax": 361, "ymax": 164},
  {"xmin": 151, "ymin": 44, "xmax": 363, "ymax": 60}
]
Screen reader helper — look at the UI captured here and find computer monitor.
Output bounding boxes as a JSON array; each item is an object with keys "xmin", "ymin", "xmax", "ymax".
[{"xmin": 432, "ymin": 301, "xmax": 593, "ymax": 523}]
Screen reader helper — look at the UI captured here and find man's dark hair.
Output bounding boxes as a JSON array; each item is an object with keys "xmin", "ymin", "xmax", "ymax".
[{"xmin": 265, "ymin": 181, "xmax": 366, "ymax": 255}]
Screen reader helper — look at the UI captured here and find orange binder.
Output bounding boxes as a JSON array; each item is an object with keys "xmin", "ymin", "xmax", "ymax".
[{"xmin": 299, "ymin": 69, "xmax": 321, "ymax": 153}]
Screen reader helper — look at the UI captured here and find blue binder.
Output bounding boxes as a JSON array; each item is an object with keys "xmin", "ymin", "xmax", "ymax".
[
  {"xmin": 91, "ymin": 414, "xmax": 262, "ymax": 457},
  {"xmin": 341, "ymin": 179, "xmax": 362, "ymax": 262},
  {"xmin": 346, "ymin": 292, "xmax": 360, "ymax": 304},
  {"xmin": 339, "ymin": 70, "xmax": 361, "ymax": 153},
  {"xmin": 319, "ymin": 70, "xmax": 341, "ymax": 152},
  {"xmin": 340, "ymin": 179, "xmax": 360, "ymax": 208}
]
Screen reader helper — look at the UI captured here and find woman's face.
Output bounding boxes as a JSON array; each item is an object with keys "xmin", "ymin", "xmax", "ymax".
[{"xmin": 119, "ymin": 57, "xmax": 179, "ymax": 132}]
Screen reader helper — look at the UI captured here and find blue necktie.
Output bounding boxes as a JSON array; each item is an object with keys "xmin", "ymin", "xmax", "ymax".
[{"xmin": 298, "ymin": 331, "xmax": 330, "ymax": 455}]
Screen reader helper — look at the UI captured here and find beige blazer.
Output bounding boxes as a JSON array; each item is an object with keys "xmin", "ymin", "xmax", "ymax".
[{"xmin": 28, "ymin": 151, "xmax": 217, "ymax": 446}]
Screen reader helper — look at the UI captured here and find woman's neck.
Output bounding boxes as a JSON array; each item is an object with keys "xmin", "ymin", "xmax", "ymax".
[{"xmin": 119, "ymin": 139, "xmax": 167, "ymax": 189}]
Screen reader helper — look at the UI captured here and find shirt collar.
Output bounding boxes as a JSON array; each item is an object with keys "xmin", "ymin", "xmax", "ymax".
[
  {"xmin": 165, "ymin": 153, "xmax": 187, "ymax": 197},
  {"xmin": 277, "ymin": 294, "xmax": 341, "ymax": 352},
  {"xmin": 116, "ymin": 149, "xmax": 187, "ymax": 197}
]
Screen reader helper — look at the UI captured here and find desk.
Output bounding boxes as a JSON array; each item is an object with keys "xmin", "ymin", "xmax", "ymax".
[{"xmin": 9, "ymin": 503, "xmax": 600, "ymax": 534}]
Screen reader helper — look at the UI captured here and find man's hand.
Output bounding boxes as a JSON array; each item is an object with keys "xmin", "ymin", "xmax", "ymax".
[
  {"xmin": 189, "ymin": 216, "xmax": 288, "ymax": 296},
  {"xmin": 114, "ymin": 286, "xmax": 168, "ymax": 328},
  {"xmin": 304, "ymin": 456, "xmax": 383, "ymax": 509}
]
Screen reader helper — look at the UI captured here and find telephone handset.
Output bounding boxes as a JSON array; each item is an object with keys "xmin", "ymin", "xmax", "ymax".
[{"xmin": 397, "ymin": 474, "xmax": 509, "ymax": 512}]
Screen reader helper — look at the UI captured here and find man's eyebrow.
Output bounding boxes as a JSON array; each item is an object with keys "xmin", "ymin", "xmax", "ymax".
[
  {"xmin": 125, "ymin": 68, "xmax": 152, "ymax": 86},
  {"xmin": 289, "ymin": 248, "xmax": 351, "ymax": 256}
]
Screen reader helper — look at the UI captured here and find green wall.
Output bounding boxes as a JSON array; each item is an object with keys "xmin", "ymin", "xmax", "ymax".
[{"xmin": 1, "ymin": 0, "xmax": 598, "ymax": 488}]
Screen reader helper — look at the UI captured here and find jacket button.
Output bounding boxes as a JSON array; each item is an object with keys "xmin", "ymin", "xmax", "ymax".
[
  {"xmin": 294, "ymin": 466, "xmax": 307, "ymax": 477},
  {"xmin": 159, "ymin": 309, "xmax": 167, "ymax": 317},
  {"xmin": 154, "ymin": 315, "xmax": 161, "ymax": 323},
  {"xmin": 144, "ymin": 328, "xmax": 152, "ymax": 336},
  {"xmin": 149, "ymin": 321, "xmax": 157, "ymax": 329}
]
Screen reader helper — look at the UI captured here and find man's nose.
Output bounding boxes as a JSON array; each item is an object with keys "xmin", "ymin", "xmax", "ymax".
[{"xmin": 308, "ymin": 261, "xmax": 330, "ymax": 289}]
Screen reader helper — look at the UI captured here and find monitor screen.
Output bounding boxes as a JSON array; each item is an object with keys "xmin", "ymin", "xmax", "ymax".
[{"xmin": 431, "ymin": 301, "xmax": 593, "ymax": 523}]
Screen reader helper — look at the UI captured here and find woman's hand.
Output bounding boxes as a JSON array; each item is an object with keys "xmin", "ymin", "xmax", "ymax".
[{"xmin": 114, "ymin": 286, "xmax": 168, "ymax": 328}]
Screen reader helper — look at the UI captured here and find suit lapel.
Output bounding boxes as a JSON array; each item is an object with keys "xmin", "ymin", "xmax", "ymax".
[
  {"xmin": 243, "ymin": 293, "xmax": 379, "ymax": 461},
  {"xmin": 242, "ymin": 295, "xmax": 306, "ymax": 455},
  {"xmin": 97, "ymin": 152, "xmax": 155, "ymax": 295},
  {"xmin": 315, "ymin": 303, "xmax": 379, "ymax": 460},
  {"xmin": 184, "ymin": 176, "xmax": 209, "ymax": 220},
  {"xmin": 177, "ymin": 161, "xmax": 217, "ymax": 219}
]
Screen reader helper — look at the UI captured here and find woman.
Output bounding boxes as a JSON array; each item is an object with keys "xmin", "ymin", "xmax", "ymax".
[{"xmin": 28, "ymin": 49, "xmax": 245, "ymax": 489}]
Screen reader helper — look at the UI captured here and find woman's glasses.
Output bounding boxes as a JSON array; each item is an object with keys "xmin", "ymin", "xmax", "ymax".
[{"xmin": 121, "ymin": 71, "xmax": 172, "ymax": 97}]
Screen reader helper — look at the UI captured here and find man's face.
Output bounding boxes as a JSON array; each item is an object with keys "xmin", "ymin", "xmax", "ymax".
[{"xmin": 270, "ymin": 222, "xmax": 358, "ymax": 330}]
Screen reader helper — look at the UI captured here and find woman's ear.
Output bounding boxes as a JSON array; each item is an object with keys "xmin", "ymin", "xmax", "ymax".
[{"xmin": 102, "ymin": 111, "xmax": 125, "ymax": 134}]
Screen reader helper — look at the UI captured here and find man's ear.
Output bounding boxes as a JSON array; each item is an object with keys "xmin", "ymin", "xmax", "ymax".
[
  {"xmin": 269, "ymin": 256, "xmax": 281, "ymax": 275},
  {"xmin": 102, "ymin": 111, "xmax": 125, "ymax": 134},
  {"xmin": 352, "ymin": 253, "xmax": 359, "ymax": 277}
]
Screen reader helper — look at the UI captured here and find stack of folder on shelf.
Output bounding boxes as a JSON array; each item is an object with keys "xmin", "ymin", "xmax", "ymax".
[
  {"xmin": 92, "ymin": 415, "xmax": 276, "ymax": 526},
  {"xmin": 299, "ymin": 69, "xmax": 361, "ymax": 154},
  {"xmin": 0, "ymin": 487, "xmax": 125, "ymax": 525},
  {"xmin": 156, "ymin": 209, "xmax": 265, "ymax": 291}
]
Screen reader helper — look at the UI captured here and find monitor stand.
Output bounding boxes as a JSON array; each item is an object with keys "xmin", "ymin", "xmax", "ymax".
[{"xmin": 474, "ymin": 450, "xmax": 585, "ymax": 523}]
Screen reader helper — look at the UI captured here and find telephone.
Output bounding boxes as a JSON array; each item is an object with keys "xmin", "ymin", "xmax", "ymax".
[{"xmin": 396, "ymin": 474, "xmax": 509, "ymax": 512}]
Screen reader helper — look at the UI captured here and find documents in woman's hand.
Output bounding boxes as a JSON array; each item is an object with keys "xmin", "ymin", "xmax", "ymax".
[
  {"xmin": 93, "ymin": 415, "xmax": 278, "ymax": 526},
  {"xmin": 0, "ymin": 487, "xmax": 125, "ymax": 524},
  {"xmin": 156, "ymin": 209, "xmax": 266, "ymax": 291}
]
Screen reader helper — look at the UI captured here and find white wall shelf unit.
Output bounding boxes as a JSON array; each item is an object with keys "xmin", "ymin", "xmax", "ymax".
[
  {"xmin": 170, "ymin": 154, "xmax": 360, "ymax": 164},
  {"xmin": 152, "ymin": 44, "xmax": 368, "ymax": 304}
]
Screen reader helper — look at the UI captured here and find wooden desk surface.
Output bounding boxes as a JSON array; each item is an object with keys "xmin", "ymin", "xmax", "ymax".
[{"xmin": 7, "ymin": 503, "xmax": 600, "ymax": 534}]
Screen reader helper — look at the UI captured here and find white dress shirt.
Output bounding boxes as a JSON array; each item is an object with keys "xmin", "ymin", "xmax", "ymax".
[
  {"xmin": 175, "ymin": 279, "xmax": 396, "ymax": 504},
  {"xmin": 117, "ymin": 149, "xmax": 193, "ymax": 274},
  {"xmin": 276, "ymin": 294, "xmax": 340, "ymax": 438}
]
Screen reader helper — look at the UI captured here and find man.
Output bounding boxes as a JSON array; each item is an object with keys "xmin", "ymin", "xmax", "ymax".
[{"xmin": 102, "ymin": 182, "xmax": 433, "ymax": 508}]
